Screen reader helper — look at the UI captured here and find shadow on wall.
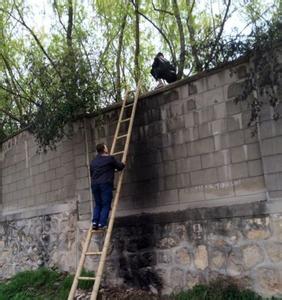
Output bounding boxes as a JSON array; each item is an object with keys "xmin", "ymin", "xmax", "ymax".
[{"xmin": 112, "ymin": 223, "xmax": 163, "ymax": 292}]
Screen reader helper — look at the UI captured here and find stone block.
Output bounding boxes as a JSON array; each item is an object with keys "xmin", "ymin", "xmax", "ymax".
[
  {"xmin": 261, "ymin": 136, "xmax": 282, "ymax": 157},
  {"xmin": 210, "ymin": 250, "xmax": 226, "ymax": 270},
  {"xmin": 171, "ymin": 130, "xmax": 185, "ymax": 145},
  {"xmin": 234, "ymin": 176, "xmax": 265, "ymax": 196},
  {"xmin": 256, "ymin": 267, "xmax": 282, "ymax": 295},
  {"xmin": 198, "ymin": 106, "xmax": 215, "ymax": 124},
  {"xmin": 194, "ymin": 245, "xmax": 208, "ymax": 270},
  {"xmin": 179, "ymin": 186, "xmax": 205, "ymax": 203},
  {"xmin": 175, "ymin": 247, "xmax": 191, "ymax": 265},
  {"xmin": 176, "ymin": 173, "xmax": 190, "ymax": 188},
  {"xmin": 191, "ymin": 168, "xmax": 218, "ymax": 185},
  {"xmin": 248, "ymin": 159, "xmax": 263, "ymax": 177},
  {"xmin": 242, "ymin": 244, "xmax": 264, "ymax": 269},
  {"xmin": 265, "ymin": 242, "xmax": 282, "ymax": 263},
  {"xmin": 201, "ymin": 150, "xmax": 230, "ymax": 168},
  {"xmin": 164, "ymin": 175, "xmax": 177, "ymax": 190}
]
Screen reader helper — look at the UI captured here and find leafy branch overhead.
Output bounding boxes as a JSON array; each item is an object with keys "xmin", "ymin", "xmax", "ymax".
[{"xmin": 0, "ymin": 0, "xmax": 281, "ymax": 150}]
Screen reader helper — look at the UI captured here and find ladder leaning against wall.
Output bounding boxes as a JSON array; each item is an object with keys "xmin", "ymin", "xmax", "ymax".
[{"xmin": 68, "ymin": 81, "xmax": 141, "ymax": 300}]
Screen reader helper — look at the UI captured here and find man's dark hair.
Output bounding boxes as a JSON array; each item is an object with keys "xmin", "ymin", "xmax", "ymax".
[
  {"xmin": 157, "ymin": 52, "xmax": 164, "ymax": 57},
  {"xmin": 96, "ymin": 143, "xmax": 105, "ymax": 154}
]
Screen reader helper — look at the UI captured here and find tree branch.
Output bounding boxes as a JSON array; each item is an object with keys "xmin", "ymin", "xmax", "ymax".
[
  {"xmin": 130, "ymin": 0, "xmax": 176, "ymax": 66},
  {"xmin": 151, "ymin": 0, "xmax": 174, "ymax": 16}
]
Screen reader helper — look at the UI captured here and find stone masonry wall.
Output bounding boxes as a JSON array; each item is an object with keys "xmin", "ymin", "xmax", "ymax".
[{"xmin": 0, "ymin": 52, "xmax": 282, "ymax": 297}]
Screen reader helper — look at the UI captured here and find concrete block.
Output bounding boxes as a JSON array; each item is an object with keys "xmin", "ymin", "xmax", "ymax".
[
  {"xmin": 162, "ymin": 147, "xmax": 174, "ymax": 161},
  {"xmin": 45, "ymin": 169, "xmax": 56, "ymax": 182},
  {"xmin": 51, "ymin": 179, "xmax": 62, "ymax": 191},
  {"xmin": 234, "ymin": 176, "xmax": 265, "ymax": 196},
  {"xmin": 217, "ymin": 165, "xmax": 232, "ymax": 182},
  {"xmin": 227, "ymin": 81, "xmax": 246, "ymax": 99},
  {"xmin": 214, "ymin": 102, "xmax": 227, "ymax": 119},
  {"xmin": 187, "ymin": 137, "xmax": 214, "ymax": 156},
  {"xmin": 184, "ymin": 112, "xmax": 196, "ymax": 128},
  {"xmin": 227, "ymin": 113, "xmax": 243, "ymax": 131},
  {"xmin": 264, "ymin": 173, "xmax": 282, "ymax": 191},
  {"xmin": 158, "ymin": 189, "xmax": 179, "ymax": 205},
  {"xmin": 204, "ymin": 181, "xmax": 235, "ymax": 200},
  {"xmin": 260, "ymin": 119, "xmax": 282, "ymax": 139},
  {"xmin": 49, "ymin": 158, "xmax": 61, "ymax": 169},
  {"xmin": 75, "ymin": 154, "xmax": 86, "ymax": 167},
  {"xmin": 226, "ymin": 99, "xmax": 241, "ymax": 115},
  {"xmin": 168, "ymin": 102, "xmax": 184, "ymax": 118},
  {"xmin": 244, "ymin": 127, "xmax": 258, "ymax": 144},
  {"xmin": 198, "ymin": 106, "xmax": 215, "ymax": 123},
  {"xmin": 231, "ymin": 145, "xmax": 248, "ymax": 163},
  {"xmin": 75, "ymin": 166, "xmax": 88, "ymax": 179},
  {"xmin": 247, "ymin": 143, "xmax": 261, "ymax": 160},
  {"xmin": 174, "ymin": 144, "xmax": 188, "ymax": 159},
  {"xmin": 171, "ymin": 130, "xmax": 185, "ymax": 145},
  {"xmin": 184, "ymin": 99, "xmax": 196, "ymax": 112},
  {"xmin": 248, "ymin": 159, "xmax": 263, "ymax": 177},
  {"xmin": 198, "ymin": 122, "xmax": 213, "ymax": 138},
  {"xmin": 176, "ymin": 156, "xmax": 201, "ymax": 173},
  {"xmin": 179, "ymin": 186, "xmax": 205, "ymax": 203},
  {"xmin": 164, "ymin": 161, "xmax": 177, "ymax": 176},
  {"xmin": 263, "ymin": 154, "xmax": 282, "ymax": 174},
  {"xmin": 191, "ymin": 168, "xmax": 218, "ymax": 185},
  {"xmin": 261, "ymin": 136, "xmax": 282, "ymax": 156},
  {"xmin": 166, "ymin": 116, "xmax": 185, "ymax": 132},
  {"xmin": 214, "ymin": 131, "xmax": 244, "ymax": 151},
  {"xmin": 201, "ymin": 150, "xmax": 230, "ymax": 168},
  {"xmin": 179, "ymin": 85, "xmax": 189, "ymax": 100},
  {"xmin": 164, "ymin": 175, "xmax": 178, "ymax": 190},
  {"xmin": 211, "ymin": 119, "xmax": 228, "ymax": 135},
  {"xmin": 183, "ymin": 127, "xmax": 199, "ymax": 142},
  {"xmin": 176, "ymin": 173, "xmax": 191, "ymax": 188},
  {"xmin": 188, "ymin": 83, "xmax": 198, "ymax": 95},
  {"xmin": 34, "ymin": 173, "xmax": 46, "ymax": 185},
  {"xmin": 231, "ymin": 162, "xmax": 248, "ymax": 179}
]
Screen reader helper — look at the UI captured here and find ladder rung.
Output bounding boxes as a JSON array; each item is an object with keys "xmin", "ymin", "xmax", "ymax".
[
  {"xmin": 125, "ymin": 103, "xmax": 133, "ymax": 108},
  {"xmin": 112, "ymin": 151, "xmax": 124, "ymax": 155},
  {"xmin": 120, "ymin": 118, "xmax": 131, "ymax": 123},
  {"xmin": 78, "ymin": 276, "xmax": 96, "ymax": 281},
  {"xmin": 116, "ymin": 134, "xmax": 128, "ymax": 140},
  {"xmin": 85, "ymin": 251, "xmax": 102, "ymax": 256}
]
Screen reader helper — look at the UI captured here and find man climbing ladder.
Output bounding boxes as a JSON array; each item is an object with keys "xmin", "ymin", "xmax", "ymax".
[{"xmin": 68, "ymin": 81, "xmax": 141, "ymax": 300}]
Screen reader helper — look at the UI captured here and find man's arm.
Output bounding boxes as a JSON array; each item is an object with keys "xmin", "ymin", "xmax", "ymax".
[{"xmin": 112, "ymin": 157, "xmax": 125, "ymax": 171}]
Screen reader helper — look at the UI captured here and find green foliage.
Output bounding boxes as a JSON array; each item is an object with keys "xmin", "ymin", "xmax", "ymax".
[
  {"xmin": 0, "ymin": 267, "xmax": 94, "ymax": 300},
  {"xmin": 172, "ymin": 282, "xmax": 281, "ymax": 300},
  {"xmin": 0, "ymin": 0, "xmax": 280, "ymax": 149}
]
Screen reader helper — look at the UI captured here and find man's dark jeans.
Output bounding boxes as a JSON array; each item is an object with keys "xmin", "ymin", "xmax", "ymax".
[{"xmin": 91, "ymin": 182, "xmax": 113, "ymax": 227}]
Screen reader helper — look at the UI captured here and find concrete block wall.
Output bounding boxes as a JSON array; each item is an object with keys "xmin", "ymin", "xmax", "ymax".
[
  {"xmin": 2, "ymin": 55, "xmax": 280, "ymax": 220},
  {"xmin": 0, "ymin": 121, "xmax": 91, "ymax": 218},
  {"xmin": 89, "ymin": 61, "xmax": 267, "ymax": 220}
]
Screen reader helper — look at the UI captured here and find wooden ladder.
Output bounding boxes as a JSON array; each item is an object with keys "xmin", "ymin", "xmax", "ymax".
[{"xmin": 68, "ymin": 81, "xmax": 141, "ymax": 300}]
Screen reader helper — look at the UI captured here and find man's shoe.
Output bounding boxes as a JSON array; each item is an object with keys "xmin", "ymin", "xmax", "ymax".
[
  {"xmin": 92, "ymin": 223, "xmax": 98, "ymax": 230},
  {"xmin": 98, "ymin": 224, "xmax": 107, "ymax": 230}
]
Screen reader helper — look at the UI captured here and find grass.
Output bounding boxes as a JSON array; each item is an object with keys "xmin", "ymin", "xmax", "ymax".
[
  {"xmin": 172, "ymin": 281, "xmax": 282, "ymax": 300},
  {"xmin": 0, "ymin": 268, "xmax": 94, "ymax": 300}
]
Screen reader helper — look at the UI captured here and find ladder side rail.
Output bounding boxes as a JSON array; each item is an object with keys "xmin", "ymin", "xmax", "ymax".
[
  {"xmin": 90, "ymin": 170, "xmax": 125, "ymax": 300},
  {"xmin": 90, "ymin": 83, "xmax": 141, "ymax": 300},
  {"xmin": 122, "ymin": 80, "xmax": 141, "ymax": 163},
  {"xmin": 110, "ymin": 90, "xmax": 129, "ymax": 154},
  {"xmin": 68, "ymin": 228, "xmax": 93, "ymax": 300}
]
